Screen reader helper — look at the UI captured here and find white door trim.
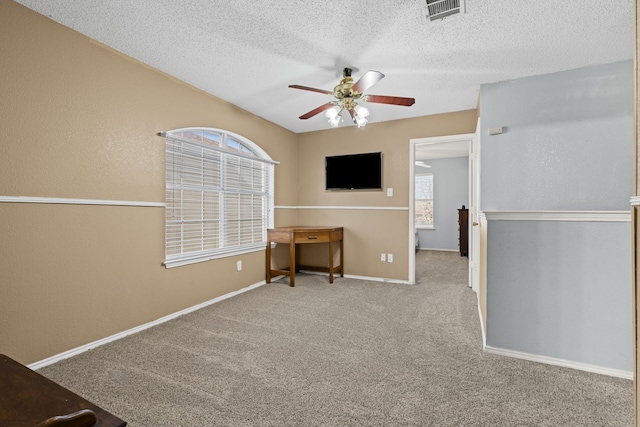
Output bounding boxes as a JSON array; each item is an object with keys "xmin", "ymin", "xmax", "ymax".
[
  {"xmin": 409, "ymin": 132, "xmax": 476, "ymax": 285},
  {"xmin": 470, "ymin": 119, "xmax": 481, "ymax": 293}
]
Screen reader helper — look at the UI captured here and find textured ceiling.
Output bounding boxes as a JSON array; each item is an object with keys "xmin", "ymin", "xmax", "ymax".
[{"xmin": 14, "ymin": 0, "xmax": 635, "ymax": 134}]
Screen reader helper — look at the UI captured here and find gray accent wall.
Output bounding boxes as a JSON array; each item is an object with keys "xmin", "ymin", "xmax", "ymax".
[
  {"xmin": 417, "ymin": 157, "xmax": 469, "ymax": 251},
  {"xmin": 480, "ymin": 60, "xmax": 634, "ymax": 372},
  {"xmin": 486, "ymin": 220, "xmax": 632, "ymax": 371},
  {"xmin": 481, "ymin": 61, "xmax": 633, "ymax": 211}
]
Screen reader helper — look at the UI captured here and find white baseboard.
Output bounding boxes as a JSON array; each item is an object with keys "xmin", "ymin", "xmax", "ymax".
[
  {"xmin": 299, "ymin": 269, "xmax": 412, "ymax": 285},
  {"xmin": 345, "ymin": 274, "xmax": 412, "ymax": 285},
  {"xmin": 418, "ymin": 248, "xmax": 458, "ymax": 252},
  {"xmin": 484, "ymin": 345, "xmax": 633, "ymax": 380},
  {"xmin": 477, "ymin": 302, "xmax": 486, "ymax": 349},
  {"xmin": 28, "ymin": 280, "xmax": 268, "ymax": 371}
]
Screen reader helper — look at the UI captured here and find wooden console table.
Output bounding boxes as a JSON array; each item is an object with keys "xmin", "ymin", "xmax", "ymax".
[
  {"xmin": 266, "ymin": 226, "xmax": 344, "ymax": 287},
  {"xmin": 0, "ymin": 354, "xmax": 127, "ymax": 427}
]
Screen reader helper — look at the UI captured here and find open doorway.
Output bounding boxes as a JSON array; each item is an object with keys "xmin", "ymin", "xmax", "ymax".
[{"xmin": 408, "ymin": 133, "xmax": 477, "ymax": 286}]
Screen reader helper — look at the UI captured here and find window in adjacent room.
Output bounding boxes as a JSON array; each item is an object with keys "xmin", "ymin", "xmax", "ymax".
[
  {"xmin": 415, "ymin": 173, "xmax": 434, "ymax": 228},
  {"xmin": 163, "ymin": 127, "xmax": 277, "ymax": 268}
]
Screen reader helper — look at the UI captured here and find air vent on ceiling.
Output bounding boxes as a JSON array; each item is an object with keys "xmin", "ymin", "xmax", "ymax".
[{"xmin": 424, "ymin": 0, "xmax": 465, "ymax": 21}]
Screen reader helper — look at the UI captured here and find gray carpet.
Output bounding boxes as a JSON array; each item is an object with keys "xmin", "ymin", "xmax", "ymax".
[{"xmin": 38, "ymin": 251, "xmax": 633, "ymax": 426}]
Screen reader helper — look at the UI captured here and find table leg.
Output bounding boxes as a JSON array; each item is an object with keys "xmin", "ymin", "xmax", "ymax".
[
  {"xmin": 266, "ymin": 241, "xmax": 272, "ymax": 283},
  {"xmin": 289, "ymin": 239, "xmax": 296, "ymax": 287},
  {"xmin": 329, "ymin": 239, "xmax": 334, "ymax": 284},
  {"xmin": 340, "ymin": 237, "xmax": 344, "ymax": 277}
]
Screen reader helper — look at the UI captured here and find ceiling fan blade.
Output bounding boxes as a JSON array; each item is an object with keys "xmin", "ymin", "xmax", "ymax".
[
  {"xmin": 299, "ymin": 102, "xmax": 335, "ymax": 120},
  {"xmin": 288, "ymin": 84, "xmax": 333, "ymax": 95},
  {"xmin": 364, "ymin": 94, "xmax": 415, "ymax": 107},
  {"xmin": 352, "ymin": 70, "xmax": 385, "ymax": 93}
]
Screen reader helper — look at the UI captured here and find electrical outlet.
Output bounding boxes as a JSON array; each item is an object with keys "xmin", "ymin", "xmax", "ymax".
[
  {"xmin": 236, "ymin": 260, "xmax": 242, "ymax": 271},
  {"xmin": 387, "ymin": 253, "xmax": 393, "ymax": 263},
  {"xmin": 380, "ymin": 253, "xmax": 386, "ymax": 262}
]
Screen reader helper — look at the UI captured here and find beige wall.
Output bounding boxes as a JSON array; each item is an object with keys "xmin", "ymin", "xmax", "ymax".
[
  {"xmin": 296, "ymin": 111, "xmax": 477, "ymax": 281},
  {"xmin": 0, "ymin": 0, "xmax": 298, "ymax": 365},
  {"xmin": 0, "ymin": 0, "xmax": 478, "ymax": 364}
]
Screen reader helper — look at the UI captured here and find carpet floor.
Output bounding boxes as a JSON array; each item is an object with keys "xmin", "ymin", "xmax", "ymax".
[{"xmin": 38, "ymin": 250, "xmax": 633, "ymax": 426}]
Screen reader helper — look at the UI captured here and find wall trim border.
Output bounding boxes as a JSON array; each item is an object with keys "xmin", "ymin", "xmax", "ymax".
[
  {"xmin": 0, "ymin": 195, "xmax": 165, "ymax": 208},
  {"xmin": 485, "ymin": 345, "xmax": 633, "ymax": 380},
  {"xmin": 299, "ymin": 269, "xmax": 412, "ymax": 285},
  {"xmin": 344, "ymin": 274, "xmax": 411, "ymax": 285},
  {"xmin": 630, "ymin": 196, "xmax": 640, "ymax": 206},
  {"xmin": 483, "ymin": 210, "xmax": 631, "ymax": 222},
  {"xmin": 478, "ymin": 302, "xmax": 486, "ymax": 349},
  {"xmin": 275, "ymin": 205, "xmax": 409, "ymax": 211},
  {"xmin": 28, "ymin": 280, "xmax": 268, "ymax": 370}
]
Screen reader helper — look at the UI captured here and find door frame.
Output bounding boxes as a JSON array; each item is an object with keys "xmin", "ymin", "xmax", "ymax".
[
  {"xmin": 470, "ymin": 119, "xmax": 481, "ymax": 293},
  {"xmin": 409, "ymin": 132, "xmax": 476, "ymax": 285}
]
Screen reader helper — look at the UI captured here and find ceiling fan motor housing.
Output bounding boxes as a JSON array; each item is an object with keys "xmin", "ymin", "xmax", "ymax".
[
  {"xmin": 334, "ymin": 78, "xmax": 360, "ymax": 100},
  {"xmin": 334, "ymin": 68, "xmax": 362, "ymax": 101}
]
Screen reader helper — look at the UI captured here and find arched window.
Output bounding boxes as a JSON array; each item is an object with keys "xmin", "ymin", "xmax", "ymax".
[{"xmin": 162, "ymin": 128, "xmax": 277, "ymax": 268}]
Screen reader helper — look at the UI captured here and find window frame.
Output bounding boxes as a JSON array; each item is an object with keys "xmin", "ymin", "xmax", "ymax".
[
  {"xmin": 162, "ymin": 127, "xmax": 277, "ymax": 268},
  {"xmin": 415, "ymin": 172, "xmax": 434, "ymax": 229}
]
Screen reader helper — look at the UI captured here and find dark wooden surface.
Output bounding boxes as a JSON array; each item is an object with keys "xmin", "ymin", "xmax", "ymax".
[
  {"xmin": 458, "ymin": 207, "xmax": 469, "ymax": 257},
  {"xmin": 0, "ymin": 354, "xmax": 126, "ymax": 427}
]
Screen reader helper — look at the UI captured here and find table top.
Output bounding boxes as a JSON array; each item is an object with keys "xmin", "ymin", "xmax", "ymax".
[
  {"xmin": 268, "ymin": 226, "xmax": 342, "ymax": 232},
  {"xmin": 0, "ymin": 354, "xmax": 127, "ymax": 427}
]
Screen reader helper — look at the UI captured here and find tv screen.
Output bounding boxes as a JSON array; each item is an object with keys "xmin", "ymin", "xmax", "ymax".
[{"xmin": 325, "ymin": 152, "xmax": 382, "ymax": 190}]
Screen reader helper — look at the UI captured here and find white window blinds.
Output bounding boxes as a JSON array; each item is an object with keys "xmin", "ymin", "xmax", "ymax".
[
  {"xmin": 415, "ymin": 173, "xmax": 434, "ymax": 227},
  {"xmin": 163, "ymin": 128, "xmax": 276, "ymax": 268}
]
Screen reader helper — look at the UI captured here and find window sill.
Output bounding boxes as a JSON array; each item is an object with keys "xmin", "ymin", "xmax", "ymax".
[
  {"xmin": 164, "ymin": 243, "xmax": 265, "ymax": 268},
  {"xmin": 416, "ymin": 225, "xmax": 435, "ymax": 230}
]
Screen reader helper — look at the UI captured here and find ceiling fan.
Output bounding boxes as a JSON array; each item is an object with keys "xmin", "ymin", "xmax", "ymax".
[{"xmin": 289, "ymin": 68, "xmax": 415, "ymax": 128}]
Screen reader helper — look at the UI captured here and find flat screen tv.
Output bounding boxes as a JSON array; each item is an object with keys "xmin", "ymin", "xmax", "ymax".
[{"xmin": 325, "ymin": 152, "xmax": 382, "ymax": 190}]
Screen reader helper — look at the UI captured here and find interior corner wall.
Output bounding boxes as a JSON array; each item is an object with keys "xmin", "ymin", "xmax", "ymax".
[
  {"xmin": 0, "ymin": 0, "xmax": 298, "ymax": 365},
  {"xmin": 295, "ymin": 111, "xmax": 477, "ymax": 282},
  {"xmin": 480, "ymin": 60, "xmax": 634, "ymax": 372},
  {"xmin": 633, "ymin": 0, "xmax": 640, "ymax": 419},
  {"xmin": 417, "ymin": 157, "xmax": 469, "ymax": 251}
]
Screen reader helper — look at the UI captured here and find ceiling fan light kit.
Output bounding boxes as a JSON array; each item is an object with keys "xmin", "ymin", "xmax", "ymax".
[
  {"xmin": 289, "ymin": 68, "xmax": 415, "ymax": 129},
  {"xmin": 354, "ymin": 105, "xmax": 369, "ymax": 127},
  {"xmin": 325, "ymin": 106, "xmax": 342, "ymax": 127}
]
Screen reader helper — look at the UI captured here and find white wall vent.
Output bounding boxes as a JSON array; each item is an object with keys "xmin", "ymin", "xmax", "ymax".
[{"xmin": 423, "ymin": 0, "xmax": 465, "ymax": 21}]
